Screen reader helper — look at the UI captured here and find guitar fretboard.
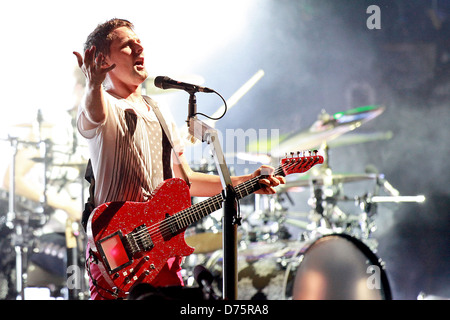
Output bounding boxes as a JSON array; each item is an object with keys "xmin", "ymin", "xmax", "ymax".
[{"xmin": 170, "ymin": 166, "xmax": 285, "ymax": 231}]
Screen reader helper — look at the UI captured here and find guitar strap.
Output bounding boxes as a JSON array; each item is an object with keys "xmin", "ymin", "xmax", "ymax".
[
  {"xmin": 81, "ymin": 159, "xmax": 95, "ymax": 231},
  {"xmin": 143, "ymin": 95, "xmax": 191, "ymax": 188}
]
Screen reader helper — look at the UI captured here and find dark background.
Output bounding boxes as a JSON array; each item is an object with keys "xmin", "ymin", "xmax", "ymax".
[{"xmin": 172, "ymin": 0, "xmax": 450, "ymax": 300}]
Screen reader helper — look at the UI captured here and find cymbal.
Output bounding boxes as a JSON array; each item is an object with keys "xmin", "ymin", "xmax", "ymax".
[
  {"xmin": 235, "ymin": 152, "xmax": 272, "ymax": 164},
  {"xmin": 242, "ymin": 130, "xmax": 392, "ymax": 164},
  {"xmin": 271, "ymin": 105, "xmax": 385, "ymax": 157},
  {"xmin": 284, "ymin": 218, "xmax": 310, "ymax": 230},
  {"xmin": 52, "ymin": 162, "xmax": 87, "ymax": 168},
  {"xmin": 279, "ymin": 172, "xmax": 379, "ymax": 190},
  {"xmin": 13, "ymin": 122, "xmax": 54, "ymax": 129},
  {"xmin": 185, "ymin": 232, "xmax": 223, "ymax": 254},
  {"xmin": 320, "ymin": 130, "xmax": 393, "ymax": 148},
  {"xmin": 284, "ymin": 211, "xmax": 310, "ymax": 218},
  {"xmin": 142, "ymin": 74, "xmax": 205, "ymax": 95},
  {"xmin": 31, "ymin": 157, "xmax": 87, "ymax": 169}
]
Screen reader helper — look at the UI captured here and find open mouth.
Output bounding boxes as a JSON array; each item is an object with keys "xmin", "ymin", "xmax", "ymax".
[{"xmin": 134, "ymin": 58, "xmax": 145, "ymax": 69}]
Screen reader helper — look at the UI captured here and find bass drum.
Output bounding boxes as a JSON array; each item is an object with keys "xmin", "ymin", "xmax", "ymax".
[
  {"xmin": 284, "ymin": 234, "xmax": 392, "ymax": 300},
  {"xmin": 205, "ymin": 241, "xmax": 301, "ymax": 300},
  {"xmin": 205, "ymin": 234, "xmax": 391, "ymax": 300}
]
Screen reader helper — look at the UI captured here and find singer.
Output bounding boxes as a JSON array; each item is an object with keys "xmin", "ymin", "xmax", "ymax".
[{"xmin": 73, "ymin": 18, "xmax": 285, "ymax": 300}]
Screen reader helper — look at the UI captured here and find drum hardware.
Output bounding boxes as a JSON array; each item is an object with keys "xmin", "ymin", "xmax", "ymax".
[
  {"xmin": 1, "ymin": 135, "xmax": 65, "ymax": 299},
  {"xmin": 31, "ymin": 148, "xmax": 89, "ymax": 298},
  {"xmin": 195, "ymin": 105, "xmax": 400, "ymax": 300},
  {"xmin": 3, "ymin": 112, "xmax": 92, "ymax": 300},
  {"xmin": 365, "ymin": 195, "xmax": 426, "ymax": 204},
  {"xmin": 302, "ymin": 164, "xmax": 352, "ymax": 238},
  {"xmin": 242, "ymin": 193, "xmax": 293, "ymax": 243},
  {"xmin": 5, "ymin": 136, "xmax": 33, "ymax": 299},
  {"xmin": 280, "ymin": 171, "xmax": 379, "ymax": 190},
  {"xmin": 241, "ymin": 105, "xmax": 389, "ymax": 241},
  {"xmin": 0, "ymin": 234, "xmax": 16, "ymax": 300},
  {"xmin": 31, "ymin": 126, "xmax": 90, "ymax": 299}
]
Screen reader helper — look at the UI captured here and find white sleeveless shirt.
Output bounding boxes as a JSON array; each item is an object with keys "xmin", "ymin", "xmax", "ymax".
[{"xmin": 77, "ymin": 92, "xmax": 184, "ymax": 206}]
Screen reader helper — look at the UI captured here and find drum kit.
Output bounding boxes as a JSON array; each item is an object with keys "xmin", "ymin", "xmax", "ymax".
[
  {"xmin": 182, "ymin": 104, "xmax": 425, "ymax": 300},
  {"xmin": 0, "ymin": 110, "xmax": 89, "ymax": 300},
  {"xmin": 0, "ymin": 98, "xmax": 425, "ymax": 300}
]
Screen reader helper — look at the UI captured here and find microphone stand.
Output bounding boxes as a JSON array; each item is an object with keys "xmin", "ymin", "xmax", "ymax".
[{"xmin": 186, "ymin": 91, "xmax": 238, "ymax": 300}]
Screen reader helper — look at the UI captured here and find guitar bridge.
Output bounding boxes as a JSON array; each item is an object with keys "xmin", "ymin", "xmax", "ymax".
[{"xmin": 126, "ymin": 224, "xmax": 154, "ymax": 255}]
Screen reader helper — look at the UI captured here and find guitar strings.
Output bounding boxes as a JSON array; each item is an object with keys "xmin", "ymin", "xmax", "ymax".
[
  {"xmin": 130, "ymin": 157, "xmax": 320, "ymax": 244},
  {"xmin": 131, "ymin": 157, "xmax": 316, "ymax": 244},
  {"xmin": 130, "ymin": 157, "xmax": 317, "ymax": 244},
  {"xmin": 133, "ymin": 162, "xmax": 289, "ymax": 242}
]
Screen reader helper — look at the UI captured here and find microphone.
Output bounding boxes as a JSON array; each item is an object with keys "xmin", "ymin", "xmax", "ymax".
[{"xmin": 154, "ymin": 76, "xmax": 214, "ymax": 93}]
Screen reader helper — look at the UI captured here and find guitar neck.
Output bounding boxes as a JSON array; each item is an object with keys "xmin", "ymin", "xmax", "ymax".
[
  {"xmin": 171, "ymin": 166, "xmax": 284, "ymax": 231},
  {"xmin": 234, "ymin": 166, "xmax": 285, "ymax": 200}
]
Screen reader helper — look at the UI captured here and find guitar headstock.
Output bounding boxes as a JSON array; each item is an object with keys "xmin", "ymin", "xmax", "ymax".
[{"xmin": 280, "ymin": 150, "xmax": 324, "ymax": 176}]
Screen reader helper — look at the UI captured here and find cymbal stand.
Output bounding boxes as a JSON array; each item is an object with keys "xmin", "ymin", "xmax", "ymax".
[
  {"xmin": 306, "ymin": 144, "xmax": 357, "ymax": 237},
  {"xmin": 354, "ymin": 180, "xmax": 426, "ymax": 241},
  {"xmin": 6, "ymin": 137, "xmax": 30, "ymax": 299},
  {"xmin": 5, "ymin": 136, "xmax": 55, "ymax": 299},
  {"xmin": 307, "ymin": 144, "xmax": 339, "ymax": 235},
  {"xmin": 38, "ymin": 139, "xmax": 52, "ymax": 208}
]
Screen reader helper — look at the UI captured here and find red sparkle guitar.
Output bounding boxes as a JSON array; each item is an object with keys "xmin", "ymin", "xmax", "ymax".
[{"xmin": 86, "ymin": 151, "xmax": 323, "ymax": 298}]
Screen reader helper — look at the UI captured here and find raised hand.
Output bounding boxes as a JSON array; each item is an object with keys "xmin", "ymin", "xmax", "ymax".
[{"xmin": 73, "ymin": 46, "xmax": 116, "ymax": 88}]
